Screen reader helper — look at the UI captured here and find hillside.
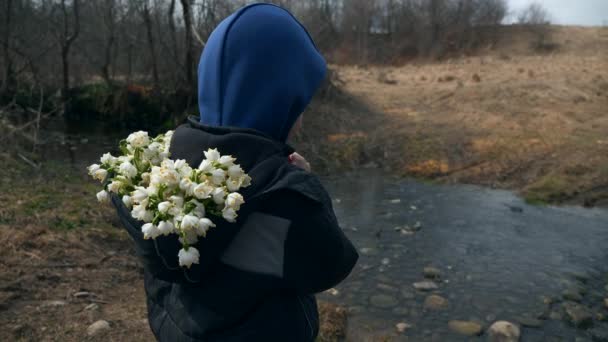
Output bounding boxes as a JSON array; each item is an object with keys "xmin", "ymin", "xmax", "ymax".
[{"xmin": 302, "ymin": 25, "xmax": 608, "ymax": 206}]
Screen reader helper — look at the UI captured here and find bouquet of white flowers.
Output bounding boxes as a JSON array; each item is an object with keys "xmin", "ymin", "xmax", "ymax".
[{"xmin": 87, "ymin": 130, "xmax": 251, "ymax": 268}]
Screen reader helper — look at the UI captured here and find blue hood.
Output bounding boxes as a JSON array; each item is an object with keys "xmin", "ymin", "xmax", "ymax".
[{"xmin": 197, "ymin": 3, "xmax": 327, "ymax": 142}]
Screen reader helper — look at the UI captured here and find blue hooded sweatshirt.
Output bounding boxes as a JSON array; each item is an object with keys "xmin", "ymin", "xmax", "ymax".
[{"xmin": 197, "ymin": 3, "xmax": 327, "ymax": 142}]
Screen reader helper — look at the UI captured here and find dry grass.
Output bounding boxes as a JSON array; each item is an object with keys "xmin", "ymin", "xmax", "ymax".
[{"xmin": 323, "ymin": 26, "xmax": 608, "ymax": 205}]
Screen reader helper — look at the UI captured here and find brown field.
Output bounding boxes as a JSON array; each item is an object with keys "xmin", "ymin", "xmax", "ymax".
[{"xmin": 320, "ymin": 26, "xmax": 608, "ymax": 206}]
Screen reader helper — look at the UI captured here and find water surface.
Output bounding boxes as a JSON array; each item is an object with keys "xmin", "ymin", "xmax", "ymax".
[{"xmin": 320, "ymin": 169, "xmax": 608, "ymax": 341}]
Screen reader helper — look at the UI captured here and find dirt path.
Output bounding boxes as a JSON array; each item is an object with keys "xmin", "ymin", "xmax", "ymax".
[{"xmin": 332, "ymin": 40, "xmax": 608, "ymax": 205}]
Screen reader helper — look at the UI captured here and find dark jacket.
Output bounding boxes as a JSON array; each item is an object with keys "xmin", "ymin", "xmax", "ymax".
[{"xmin": 112, "ymin": 118, "xmax": 359, "ymax": 341}]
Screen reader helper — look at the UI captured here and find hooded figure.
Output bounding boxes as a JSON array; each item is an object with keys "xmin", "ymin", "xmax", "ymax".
[{"xmin": 112, "ymin": 3, "xmax": 358, "ymax": 342}]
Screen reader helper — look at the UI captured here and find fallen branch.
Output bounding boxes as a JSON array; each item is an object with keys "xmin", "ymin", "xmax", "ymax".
[{"xmin": 17, "ymin": 153, "xmax": 39, "ymax": 169}]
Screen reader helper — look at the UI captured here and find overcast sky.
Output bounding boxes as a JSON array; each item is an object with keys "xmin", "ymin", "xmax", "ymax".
[{"xmin": 506, "ymin": 0, "xmax": 608, "ymax": 26}]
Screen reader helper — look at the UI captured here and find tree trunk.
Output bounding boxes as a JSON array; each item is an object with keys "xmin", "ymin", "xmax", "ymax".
[
  {"xmin": 142, "ymin": 2, "xmax": 160, "ymax": 90},
  {"xmin": 1, "ymin": 0, "xmax": 14, "ymax": 96},
  {"xmin": 168, "ymin": 0, "xmax": 180, "ymax": 86},
  {"xmin": 59, "ymin": 0, "xmax": 80, "ymax": 107},
  {"xmin": 101, "ymin": 0, "xmax": 116, "ymax": 86},
  {"xmin": 180, "ymin": 0, "xmax": 195, "ymax": 93}
]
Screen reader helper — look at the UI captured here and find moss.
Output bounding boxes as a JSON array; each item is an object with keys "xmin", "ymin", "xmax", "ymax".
[
  {"xmin": 50, "ymin": 217, "xmax": 78, "ymax": 231},
  {"xmin": 523, "ymin": 174, "xmax": 574, "ymax": 205}
]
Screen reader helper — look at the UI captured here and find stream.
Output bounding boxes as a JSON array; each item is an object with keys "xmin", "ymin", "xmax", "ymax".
[{"xmin": 319, "ymin": 170, "xmax": 608, "ymax": 341}]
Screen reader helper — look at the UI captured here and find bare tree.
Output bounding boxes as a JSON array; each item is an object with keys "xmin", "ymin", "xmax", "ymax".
[
  {"xmin": 99, "ymin": 0, "xmax": 118, "ymax": 85},
  {"xmin": 50, "ymin": 0, "xmax": 81, "ymax": 105},
  {"xmin": 518, "ymin": 2, "xmax": 553, "ymax": 51},
  {"xmin": 1, "ymin": 0, "xmax": 15, "ymax": 96},
  {"xmin": 180, "ymin": 0, "xmax": 195, "ymax": 93},
  {"xmin": 517, "ymin": 2, "xmax": 550, "ymax": 25},
  {"xmin": 141, "ymin": 0, "xmax": 160, "ymax": 90}
]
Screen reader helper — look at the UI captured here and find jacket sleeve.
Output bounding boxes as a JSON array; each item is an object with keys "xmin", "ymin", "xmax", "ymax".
[{"xmin": 259, "ymin": 189, "xmax": 359, "ymax": 294}]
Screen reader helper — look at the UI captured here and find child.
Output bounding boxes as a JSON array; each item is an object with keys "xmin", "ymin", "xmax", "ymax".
[{"xmin": 112, "ymin": 3, "xmax": 358, "ymax": 341}]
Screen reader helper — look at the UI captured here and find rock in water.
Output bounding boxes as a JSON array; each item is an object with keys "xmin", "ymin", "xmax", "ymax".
[
  {"xmin": 423, "ymin": 267, "xmax": 441, "ymax": 279},
  {"xmin": 87, "ymin": 320, "xmax": 110, "ymax": 337},
  {"xmin": 396, "ymin": 322, "xmax": 412, "ymax": 333},
  {"xmin": 563, "ymin": 303, "xmax": 594, "ymax": 329},
  {"xmin": 448, "ymin": 320, "xmax": 483, "ymax": 336},
  {"xmin": 516, "ymin": 316, "xmax": 542, "ymax": 328},
  {"xmin": 562, "ymin": 288, "xmax": 584, "ymax": 302},
  {"xmin": 488, "ymin": 321, "xmax": 521, "ymax": 342},
  {"xmin": 413, "ymin": 281, "xmax": 439, "ymax": 291},
  {"xmin": 424, "ymin": 295, "xmax": 448, "ymax": 310},
  {"xmin": 369, "ymin": 294, "xmax": 398, "ymax": 308}
]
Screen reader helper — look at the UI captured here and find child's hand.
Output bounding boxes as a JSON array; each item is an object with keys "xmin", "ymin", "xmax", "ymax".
[{"xmin": 289, "ymin": 152, "xmax": 311, "ymax": 172}]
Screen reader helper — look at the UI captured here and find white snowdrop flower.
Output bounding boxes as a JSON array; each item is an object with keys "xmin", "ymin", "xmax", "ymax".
[
  {"xmin": 158, "ymin": 201, "xmax": 172, "ymax": 214},
  {"xmin": 178, "ymin": 165, "xmax": 193, "ymax": 178},
  {"xmin": 160, "ymin": 167, "xmax": 180, "ymax": 186},
  {"xmin": 241, "ymin": 175, "xmax": 251, "ymax": 187},
  {"xmin": 96, "ymin": 190, "xmax": 110, "ymax": 203},
  {"xmin": 159, "ymin": 151, "xmax": 170, "ymax": 160},
  {"xmin": 181, "ymin": 214, "xmax": 199, "ymax": 230},
  {"xmin": 93, "ymin": 168, "xmax": 108, "ymax": 182},
  {"xmin": 191, "ymin": 201, "xmax": 206, "ymax": 218},
  {"xmin": 143, "ymin": 147, "xmax": 157, "ymax": 160},
  {"xmin": 107, "ymin": 180, "xmax": 122, "ymax": 193},
  {"xmin": 132, "ymin": 187, "xmax": 149, "ymax": 203},
  {"xmin": 164, "ymin": 130, "xmax": 174, "ymax": 140},
  {"xmin": 193, "ymin": 183, "xmax": 213, "ymax": 199},
  {"xmin": 149, "ymin": 156, "xmax": 161, "ymax": 166},
  {"xmin": 173, "ymin": 212, "xmax": 184, "ymax": 222},
  {"xmin": 147, "ymin": 141, "xmax": 161, "ymax": 152},
  {"xmin": 170, "ymin": 196, "xmax": 184, "ymax": 208},
  {"xmin": 157, "ymin": 221, "xmax": 175, "ymax": 235},
  {"xmin": 210, "ymin": 169, "xmax": 226, "ymax": 186},
  {"xmin": 117, "ymin": 155, "xmax": 132, "ymax": 163},
  {"xmin": 218, "ymin": 155, "xmax": 236, "ymax": 167},
  {"xmin": 141, "ymin": 172, "xmax": 151, "ymax": 185},
  {"xmin": 122, "ymin": 195, "xmax": 133, "ymax": 208},
  {"xmin": 126, "ymin": 131, "xmax": 150, "ymax": 148},
  {"xmin": 179, "ymin": 178, "xmax": 195, "ymax": 195},
  {"xmin": 196, "ymin": 218, "xmax": 215, "ymax": 237},
  {"xmin": 198, "ymin": 159, "xmax": 213, "ymax": 173},
  {"xmin": 227, "ymin": 164, "xmax": 244, "ymax": 178},
  {"xmin": 225, "ymin": 193, "xmax": 244, "ymax": 210},
  {"xmin": 174, "ymin": 159, "xmax": 186, "ymax": 170},
  {"xmin": 132, "ymin": 204, "xmax": 153, "ymax": 222},
  {"xmin": 174, "ymin": 160, "xmax": 192, "ymax": 177},
  {"xmin": 226, "ymin": 177, "xmax": 242, "ymax": 192},
  {"xmin": 222, "ymin": 207, "xmax": 238, "ymax": 223},
  {"xmin": 150, "ymin": 170, "xmax": 163, "ymax": 186},
  {"xmin": 141, "ymin": 223, "xmax": 160, "ymax": 239},
  {"xmin": 87, "ymin": 164, "xmax": 100, "ymax": 175},
  {"xmin": 212, "ymin": 187, "xmax": 226, "ymax": 205},
  {"xmin": 119, "ymin": 161, "xmax": 138, "ymax": 179},
  {"xmin": 146, "ymin": 186, "xmax": 159, "ymax": 197},
  {"xmin": 100, "ymin": 153, "xmax": 116, "ymax": 165},
  {"xmin": 204, "ymin": 148, "xmax": 220, "ymax": 162},
  {"xmin": 161, "ymin": 159, "xmax": 175, "ymax": 169},
  {"xmin": 178, "ymin": 247, "xmax": 200, "ymax": 268}
]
